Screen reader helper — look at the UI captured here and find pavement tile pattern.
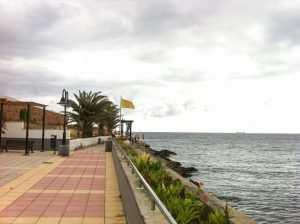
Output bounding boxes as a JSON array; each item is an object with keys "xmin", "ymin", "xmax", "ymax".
[
  {"xmin": 0, "ymin": 145, "xmax": 125, "ymax": 224},
  {"xmin": 0, "ymin": 152, "xmax": 54, "ymax": 188}
]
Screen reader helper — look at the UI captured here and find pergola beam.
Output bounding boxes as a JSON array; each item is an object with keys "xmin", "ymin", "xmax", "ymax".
[
  {"xmin": 0, "ymin": 102, "xmax": 3, "ymax": 151},
  {"xmin": 41, "ymin": 106, "xmax": 46, "ymax": 151},
  {"xmin": 0, "ymin": 99, "xmax": 45, "ymax": 108},
  {"xmin": 121, "ymin": 120, "xmax": 134, "ymax": 141},
  {"xmin": 25, "ymin": 103, "xmax": 30, "ymax": 155},
  {"xmin": 0, "ymin": 98, "xmax": 47, "ymax": 155}
]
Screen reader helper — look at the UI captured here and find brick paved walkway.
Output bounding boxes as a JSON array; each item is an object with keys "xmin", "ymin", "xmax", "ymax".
[
  {"xmin": 0, "ymin": 151, "xmax": 54, "ymax": 188},
  {"xmin": 0, "ymin": 145, "xmax": 125, "ymax": 224}
]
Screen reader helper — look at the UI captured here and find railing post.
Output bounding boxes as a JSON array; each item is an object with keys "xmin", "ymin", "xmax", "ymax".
[{"xmin": 151, "ymin": 200, "xmax": 155, "ymax": 210}]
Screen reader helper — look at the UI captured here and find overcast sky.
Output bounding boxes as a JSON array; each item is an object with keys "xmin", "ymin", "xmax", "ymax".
[{"xmin": 1, "ymin": 0, "xmax": 300, "ymax": 133}]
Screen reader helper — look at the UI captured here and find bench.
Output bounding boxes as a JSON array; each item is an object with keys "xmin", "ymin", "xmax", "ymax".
[{"xmin": 4, "ymin": 140, "xmax": 34, "ymax": 153}]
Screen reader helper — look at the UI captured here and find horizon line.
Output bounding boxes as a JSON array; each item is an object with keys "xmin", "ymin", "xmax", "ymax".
[{"xmin": 134, "ymin": 131, "xmax": 300, "ymax": 135}]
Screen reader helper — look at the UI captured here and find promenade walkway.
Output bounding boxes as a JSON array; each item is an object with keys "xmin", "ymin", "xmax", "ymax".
[
  {"xmin": 0, "ymin": 151, "xmax": 54, "ymax": 188},
  {"xmin": 0, "ymin": 145, "xmax": 125, "ymax": 224}
]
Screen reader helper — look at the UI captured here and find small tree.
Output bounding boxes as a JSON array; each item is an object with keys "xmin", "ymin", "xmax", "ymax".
[{"xmin": 20, "ymin": 109, "xmax": 30, "ymax": 122}]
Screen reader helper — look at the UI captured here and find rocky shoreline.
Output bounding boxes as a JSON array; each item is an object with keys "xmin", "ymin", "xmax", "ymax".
[
  {"xmin": 141, "ymin": 142, "xmax": 256, "ymax": 224},
  {"xmin": 145, "ymin": 144, "xmax": 198, "ymax": 178}
]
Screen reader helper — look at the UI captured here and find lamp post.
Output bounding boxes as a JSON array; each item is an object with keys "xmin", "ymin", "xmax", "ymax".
[{"xmin": 58, "ymin": 89, "xmax": 70, "ymax": 156}]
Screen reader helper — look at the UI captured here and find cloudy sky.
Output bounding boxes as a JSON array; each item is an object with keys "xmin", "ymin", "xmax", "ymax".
[{"xmin": 1, "ymin": 0, "xmax": 300, "ymax": 133}]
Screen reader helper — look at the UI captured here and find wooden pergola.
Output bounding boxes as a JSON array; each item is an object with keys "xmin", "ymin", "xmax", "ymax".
[
  {"xmin": 121, "ymin": 119, "xmax": 134, "ymax": 141},
  {"xmin": 0, "ymin": 98, "xmax": 47, "ymax": 155}
]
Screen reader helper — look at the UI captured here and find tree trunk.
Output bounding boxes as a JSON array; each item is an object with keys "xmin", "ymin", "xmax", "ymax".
[{"xmin": 98, "ymin": 124, "xmax": 104, "ymax": 136}]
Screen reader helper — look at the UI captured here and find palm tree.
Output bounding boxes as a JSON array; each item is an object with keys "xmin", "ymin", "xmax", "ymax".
[
  {"xmin": 96, "ymin": 101, "xmax": 120, "ymax": 135},
  {"xmin": 105, "ymin": 103, "xmax": 120, "ymax": 134},
  {"xmin": 69, "ymin": 91, "xmax": 108, "ymax": 137},
  {"xmin": 69, "ymin": 90, "xmax": 119, "ymax": 137}
]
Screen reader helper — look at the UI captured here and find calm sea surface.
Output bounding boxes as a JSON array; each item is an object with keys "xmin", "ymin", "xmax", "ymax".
[{"xmin": 142, "ymin": 133, "xmax": 300, "ymax": 224}]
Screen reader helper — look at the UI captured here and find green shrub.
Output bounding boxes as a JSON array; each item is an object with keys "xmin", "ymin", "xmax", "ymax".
[
  {"xmin": 208, "ymin": 210, "xmax": 228, "ymax": 224},
  {"xmin": 117, "ymin": 140, "xmax": 230, "ymax": 224}
]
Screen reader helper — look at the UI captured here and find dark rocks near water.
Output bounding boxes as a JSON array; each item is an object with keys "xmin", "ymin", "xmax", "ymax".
[
  {"xmin": 168, "ymin": 162, "xmax": 198, "ymax": 178},
  {"xmin": 148, "ymin": 148, "xmax": 177, "ymax": 158},
  {"xmin": 218, "ymin": 195, "xmax": 242, "ymax": 203},
  {"xmin": 190, "ymin": 179, "xmax": 203, "ymax": 188},
  {"xmin": 147, "ymin": 148, "xmax": 198, "ymax": 178}
]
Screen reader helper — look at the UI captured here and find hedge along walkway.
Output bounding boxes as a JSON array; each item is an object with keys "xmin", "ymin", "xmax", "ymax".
[{"xmin": 0, "ymin": 145, "xmax": 126, "ymax": 224}]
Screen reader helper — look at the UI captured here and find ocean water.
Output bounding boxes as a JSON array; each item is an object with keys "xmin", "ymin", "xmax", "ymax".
[{"xmin": 142, "ymin": 133, "xmax": 300, "ymax": 224}]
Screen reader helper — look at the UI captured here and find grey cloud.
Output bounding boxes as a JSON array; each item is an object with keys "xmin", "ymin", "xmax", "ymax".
[
  {"xmin": 27, "ymin": 2, "xmax": 65, "ymax": 31},
  {"xmin": 183, "ymin": 100, "xmax": 197, "ymax": 111},
  {"xmin": 133, "ymin": 0, "xmax": 223, "ymax": 37},
  {"xmin": 267, "ymin": 9, "xmax": 300, "ymax": 45},
  {"xmin": 232, "ymin": 72, "xmax": 279, "ymax": 80},
  {"xmin": 0, "ymin": 66, "xmax": 64, "ymax": 97},
  {"xmin": 146, "ymin": 99, "xmax": 196, "ymax": 118},
  {"xmin": 147, "ymin": 104, "xmax": 181, "ymax": 118},
  {"xmin": 0, "ymin": 63, "xmax": 163, "ymax": 100},
  {"xmin": 0, "ymin": 0, "xmax": 228, "ymax": 59},
  {"xmin": 0, "ymin": 0, "xmax": 130, "ymax": 58},
  {"xmin": 162, "ymin": 69, "xmax": 203, "ymax": 83},
  {"xmin": 0, "ymin": 0, "xmax": 298, "ymax": 90},
  {"xmin": 135, "ymin": 49, "xmax": 168, "ymax": 63},
  {"xmin": 0, "ymin": 1, "xmax": 78, "ymax": 58}
]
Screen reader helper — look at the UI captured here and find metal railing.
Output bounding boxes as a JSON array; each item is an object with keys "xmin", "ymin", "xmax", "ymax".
[{"xmin": 112, "ymin": 140, "xmax": 178, "ymax": 224}]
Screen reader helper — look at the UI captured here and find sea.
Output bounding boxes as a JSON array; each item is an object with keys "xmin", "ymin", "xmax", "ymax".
[{"xmin": 142, "ymin": 132, "xmax": 300, "ymax": 224}]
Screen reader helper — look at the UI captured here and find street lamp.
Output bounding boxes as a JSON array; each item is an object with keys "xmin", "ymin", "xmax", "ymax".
[{"xmin": 58, "ymin": 89, "xmax": 70, "ymax": 155}]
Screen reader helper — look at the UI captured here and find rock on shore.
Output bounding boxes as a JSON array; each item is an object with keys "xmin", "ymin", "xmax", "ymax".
[
  {"xmin": 147, "ymin": 148, "xmax": 198, "ymax": 178},
  {"xmin": 140, "ymin": 143, "xmax": 256, "ymax": 224},
  {"xmin": 148, "ymin": 148, "xmax": 177, "ymax": 158}
]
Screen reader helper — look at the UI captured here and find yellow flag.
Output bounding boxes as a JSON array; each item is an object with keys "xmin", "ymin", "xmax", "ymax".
[{"xmin": 121, "ymin": 98, "xmax": 135, "ymax": 109}]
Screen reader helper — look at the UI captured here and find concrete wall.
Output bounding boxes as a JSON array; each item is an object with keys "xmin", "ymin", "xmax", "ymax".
[
  {"xmin": 0, "ymin": 137, "xmax": 68, "ymax": 151},
  {"xmin": 1, "ymin": 121, "xmax": 111, "ymax": 151},
  {"xmin": 69, "ymin": 136, "xmax": 111, "ymax": 151},
  {"xmin": 1, "ymin": 121, "xmax": 69, "ymax": 150},
  {"xmin": 69, "ymin": 137, "xmax": 99, "ymax": 151}
]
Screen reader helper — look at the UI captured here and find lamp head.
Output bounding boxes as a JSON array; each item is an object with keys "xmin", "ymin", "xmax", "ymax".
[
  {"xmin": 58, "ymin": 95, "xmax": 66, "ymax": 105},
  {"xmin": 66, "ymin": 99, "xmax": 72, "ymax": 108}
]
